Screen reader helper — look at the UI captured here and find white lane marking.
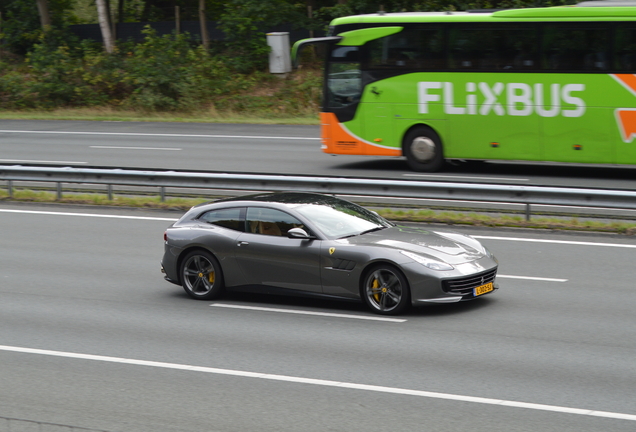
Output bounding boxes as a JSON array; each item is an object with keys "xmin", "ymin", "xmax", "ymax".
[
  {"xmin": 90, "ymin": 146, "xmax": 181, "ymax": 151},
  {"xmin": 0, "ymin": 344, "xmax": 634, "ymax": 422},
  {"xmin": 1, "ymin": 208, "xmax": 632, "ymax": 252},
  {"xmin": 403, "ymin": 173, "xmax": 529, "ymax": 182},
  {"xmin": 498, "ymin": 275, "xmax": 568, "ymax": 282},
  {"xmin": 211, "ymin": 303, "xmax": 406, "ymax": 322},
  {"xmin": 0, "ymin": 130, "xmax": 320, "ymax": 140},
  {"xmin": 474, "ymin": 236, "xmax": 636, "ymax": 249},
  {"xmin": 0, "ymin": 209, "xmax": 177, "ymax": 221},
  {"xmin": 0, "ymin": 159, "xmax": 88, "ymax": 164}
]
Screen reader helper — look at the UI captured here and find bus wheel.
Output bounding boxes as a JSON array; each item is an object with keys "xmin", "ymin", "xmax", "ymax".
[{"xmin": 403, "ymin": 127, "xmax": 444, "ymax": 172}]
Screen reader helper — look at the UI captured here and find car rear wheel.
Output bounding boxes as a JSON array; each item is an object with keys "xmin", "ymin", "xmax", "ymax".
[
  {"xmin": 362, "ymin": 264, "xmax": 410, "ymax": 315},
  {"xmin": 180, "ymin": 250, "xmax": 224, "ymax": 300}
]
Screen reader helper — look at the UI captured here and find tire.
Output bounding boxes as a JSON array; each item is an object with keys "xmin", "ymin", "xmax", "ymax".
[
  {"xmin": 403, "ymin": 126, "xmax": 445, "ymax": 172},
  {"xmin": 180, "ymin": 250, "xmax": 225, "ymax": 300},
  {"xmin": 361, "ymin": 264, "xmax": 411, "ymax": 315}
]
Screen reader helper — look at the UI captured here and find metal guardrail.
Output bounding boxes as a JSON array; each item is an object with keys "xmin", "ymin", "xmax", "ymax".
[{"xmin": 2, "ymin": 165, "xmax": 636, "ymax": 219}]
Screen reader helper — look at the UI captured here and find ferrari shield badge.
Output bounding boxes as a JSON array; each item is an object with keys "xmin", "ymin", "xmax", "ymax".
[{"xmin": 329, "ymin": 247, "xmax": 336, "ymax": 255}]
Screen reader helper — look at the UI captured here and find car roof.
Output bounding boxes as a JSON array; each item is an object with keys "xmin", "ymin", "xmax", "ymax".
[{"xmin": 201, "ymin": 192, "xmax": 345, "ymax": 209}]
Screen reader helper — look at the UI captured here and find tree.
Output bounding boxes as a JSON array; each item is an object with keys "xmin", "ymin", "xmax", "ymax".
[
  {"xmin": 95, "ymin": 0, "xmax": 114, "ymax": 53},
  {"xmin": 35, "ymin": 0, "xmax": 52, "ymax": 29},
  {"xmin": 1, "ymin": 0, "xmax": 74, "ymax": 55},
  {"xmin": 199, "ymin": 0, "xmax": 209, "ymax": 50}
]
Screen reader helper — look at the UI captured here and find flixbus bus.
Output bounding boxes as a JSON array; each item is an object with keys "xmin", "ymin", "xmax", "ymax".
[{"xmin": 292, "ymin": 3, "xmax": 636, "ymax": 171}]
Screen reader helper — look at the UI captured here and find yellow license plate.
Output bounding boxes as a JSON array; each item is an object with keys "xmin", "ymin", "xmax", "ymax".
[{"xmin": 474, "ymin": 282, "xmax": 494, "ymax": 296}]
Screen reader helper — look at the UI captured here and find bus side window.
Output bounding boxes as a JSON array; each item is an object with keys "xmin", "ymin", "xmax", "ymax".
[
  {"xmin": 367, "ymin": 27, "xmax": 443, "ymax": 70},
  {"xmin": 449, "ymin": 24, "xmax": 538, "ymax": 72},
  {"xmin": 614, "ymin": 25, "xmax": 636, "ymax": 71},
  {"xmin": 500, "ymin": 27, "xmax": 539, "ymax": 71},
  {"xmin": 542, "ymin": 24, "xmax": 609, "ymax": 72},
  {"xmin": 449, "ymin": 27, "xmax": 478, "ymax": 70}
]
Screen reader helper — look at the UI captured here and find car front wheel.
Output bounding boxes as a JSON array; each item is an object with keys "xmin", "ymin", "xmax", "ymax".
[
  {"xmin": 180, "ymin": 250, "xmax": 224, "ymax": 300},
  {"xmin": 362, "ymin": 264, "xmax": 410, "ymax": 315}
]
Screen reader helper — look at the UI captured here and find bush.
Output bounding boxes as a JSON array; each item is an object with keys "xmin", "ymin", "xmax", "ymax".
[
  {"xmin": 121, "ymin": 27, "xmax": 253, "ymax": 111},
  {"xmin": 0, "ymin": 27, "xmax": 246, "ymax": 112}
]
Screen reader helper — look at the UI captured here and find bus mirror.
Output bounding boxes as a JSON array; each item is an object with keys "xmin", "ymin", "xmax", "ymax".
[{"xmin": 292, "ymin": 36, "xmax": 343, "ymax": 69}]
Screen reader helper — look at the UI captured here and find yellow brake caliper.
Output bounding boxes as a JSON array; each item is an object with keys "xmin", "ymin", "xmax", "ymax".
[
  {"xmin": 208, "ymin": 271, "xmax": 215, "ymax": 284},
  {"xmin": 373, "ymin": 278, "xmax": 380, "ymax": 302}
]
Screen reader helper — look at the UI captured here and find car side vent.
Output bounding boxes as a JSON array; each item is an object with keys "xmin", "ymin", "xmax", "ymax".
[{"xmin": 332, "ymin": 259, "xmax": 356, "ymax": 271}]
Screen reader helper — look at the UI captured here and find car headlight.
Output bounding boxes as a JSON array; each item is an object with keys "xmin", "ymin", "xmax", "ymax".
[{"xmin": 401, "ymin": 251, "xmax": 454, "ymax": 271}]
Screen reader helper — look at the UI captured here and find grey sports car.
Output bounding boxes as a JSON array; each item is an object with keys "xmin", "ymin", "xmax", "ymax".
[{"xmin": 161, "ymin": 192, "xmax": 499, "ymax": 315}]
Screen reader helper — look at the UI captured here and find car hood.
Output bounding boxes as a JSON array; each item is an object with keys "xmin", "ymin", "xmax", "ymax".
[{"xmin": 343, "ymin": 225, "xmax": 489, "ymax": 265}]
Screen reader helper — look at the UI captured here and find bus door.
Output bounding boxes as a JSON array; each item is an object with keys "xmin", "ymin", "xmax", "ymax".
[
  {"xmin": 323, "ymin": 45, "xmax": 364, "ymax": 154},
  {"xmin": 361, "ymin": 101, "xmax": 393, "ymax": 155}
]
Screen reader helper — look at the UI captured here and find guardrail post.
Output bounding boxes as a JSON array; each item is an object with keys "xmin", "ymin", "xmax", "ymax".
[
  {"xmin": 526, "ymin": 203, "xmax": 531, "ymax": 221},
  {"xmin": 57, "ymin": 182, "xmax": 62, "ymax": 200},
  {"xmin": 107, "ymin": 184, "xmax": 113, "ymax": 200},
  {"xmin": 7, "ymin": 180, "xmax": 12, "ymax": 198},
  {"xmin": 160, "ymin": 186, "xmax": 166, "ymax": 202}
]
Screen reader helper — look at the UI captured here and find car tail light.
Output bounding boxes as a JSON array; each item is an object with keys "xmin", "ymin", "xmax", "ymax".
[{"xmin": 164, "ymin": 231, "xmax": 168, "ymax": 242}]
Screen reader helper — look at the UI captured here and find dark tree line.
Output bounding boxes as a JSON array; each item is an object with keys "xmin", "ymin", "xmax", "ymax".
[
  {"xmin": 1, "ymin": 0, "xmax": 575, "ymax": 57},
  {"xmin": 0, "ymin": 0, "xmax": 578, "ymax": 77}
]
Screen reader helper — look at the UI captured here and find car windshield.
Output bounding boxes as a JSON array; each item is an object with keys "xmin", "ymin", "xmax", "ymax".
[{"xmin": 295, "ymin": 201, "xmax": 393, "ymax": 239}]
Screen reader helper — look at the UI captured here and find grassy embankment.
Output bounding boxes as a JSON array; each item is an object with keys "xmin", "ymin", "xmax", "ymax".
[{"xmin": 0, "ymin": 106, "xmax": 320, "ymax": 124}]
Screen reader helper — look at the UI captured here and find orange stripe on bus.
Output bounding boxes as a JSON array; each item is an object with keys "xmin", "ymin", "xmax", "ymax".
[
  {"xmin": 617, "ymin": 109, "xmax": 636, "ymax": 143},
  {"xmin": 614, "ymin": 74, "xmax": 636, "ymax": 93},
  {"xmin": 320, "ymin": 112, "xmax": 402, "ymax": 157}
]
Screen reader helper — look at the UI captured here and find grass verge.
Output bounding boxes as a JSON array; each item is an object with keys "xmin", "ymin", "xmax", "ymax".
[
  {"xmin": 379, "ymin": 208, "xmax": 636, "ymax": 235},
  {"xmin": 0, "ymin": 108, "xmax": 320, "ymax": 125},
  {"xmin": 3, "ymin": 189, "xmax": 636, "ymax": 235}
]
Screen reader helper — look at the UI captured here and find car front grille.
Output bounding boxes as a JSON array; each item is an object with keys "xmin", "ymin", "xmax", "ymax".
[{"xmin": 442, "ymin": 268, "xmax": 497, "ymax": 296}]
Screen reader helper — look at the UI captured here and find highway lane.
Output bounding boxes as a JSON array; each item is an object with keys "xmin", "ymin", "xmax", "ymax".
[
  {"xmin": 3, "ymin": 119, "xmax": 636, "ymax": 189},
  {"xmin": 1, "ymin": 202, "xmax": 635, "ymax": 431}
]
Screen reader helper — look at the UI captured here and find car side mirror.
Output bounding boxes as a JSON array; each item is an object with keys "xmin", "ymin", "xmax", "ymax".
[{"xmin": 287, "ymin": 227, "xmax": 315, "ymax": 240}]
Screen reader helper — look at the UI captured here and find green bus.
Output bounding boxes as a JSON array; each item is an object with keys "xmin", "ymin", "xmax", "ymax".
[{"xmin": 292, "ymin": 4, "xmax": 636, "ymax": 171}]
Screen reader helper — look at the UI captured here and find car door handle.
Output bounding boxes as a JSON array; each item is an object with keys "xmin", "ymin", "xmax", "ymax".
[{"xmin": 237, "ymin": 241, "xmax": 249, "ymax": 246}]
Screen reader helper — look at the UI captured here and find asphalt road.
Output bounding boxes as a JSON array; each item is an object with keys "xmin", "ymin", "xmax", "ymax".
[
  {"xmin": 1, "ymin": 201, "xmax": 635, "ymax": 432},
  {"xmin": 3, "ymin": 119, "xmax": 636, "ymax": 189}
]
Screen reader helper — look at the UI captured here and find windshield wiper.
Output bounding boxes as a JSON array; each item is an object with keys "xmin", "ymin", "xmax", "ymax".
[
  {"xmin": 358, "ymin": 226, "xmax": 386, "ymax": 236},
  {"xmin": 337, "ymin": 226, "xmax": 386, "ymax": 239},
  {"xmin": 338, "ymin": 233, "xmax": 358, "ymax": 239}
]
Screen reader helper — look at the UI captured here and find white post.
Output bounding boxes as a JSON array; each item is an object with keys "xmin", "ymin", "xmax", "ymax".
[{"xmin": 266, "ymin": 32, "xmax": 292, "ymax": 77}]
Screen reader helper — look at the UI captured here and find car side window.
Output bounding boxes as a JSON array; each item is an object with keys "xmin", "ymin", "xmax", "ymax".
[
  {"xmin": 199, "ymin": 207, "xmax": 244, "ymax": 231},
  {"xmin": 246, "ymin": 207, "xmax": 307, "ymax": 237}
]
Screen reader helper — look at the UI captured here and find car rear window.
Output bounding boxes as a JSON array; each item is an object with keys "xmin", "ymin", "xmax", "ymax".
[{"xmin": 199, "ymin": 207, "xmax": 244, "ymax": 231}]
